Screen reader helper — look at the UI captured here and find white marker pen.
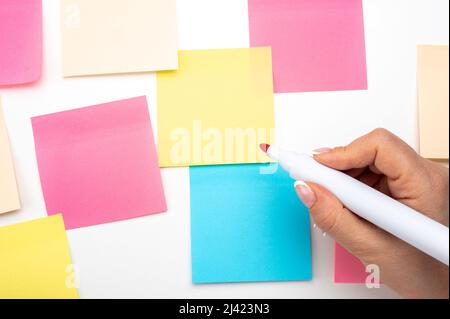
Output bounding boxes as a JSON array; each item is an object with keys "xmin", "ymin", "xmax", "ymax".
[{"xmin": 261, "ymin": 144, "xmax": 449, "ymax": 266}]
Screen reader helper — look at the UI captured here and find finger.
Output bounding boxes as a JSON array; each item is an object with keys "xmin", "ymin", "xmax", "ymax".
[
  {"xmin": 373, "ymin": 177, "xmax": 392, "ymax": 197},
  {"xmin": 369, "ymin": 164, "xmax": 382, "ymax": 175},
  {"xmin": 345, "ymin": 167, "xmax": 382, "ymax": 187},
  {"xmin": 314, "ymin": 128, "xmax": 420, "ymax": 181},
  {"xmin": 357, "ymin": 170, "xmax": 381, "ymax": 187},
  {"xmin": 294, "ymin": 181, "xmax": 389, "ymax": 258}
]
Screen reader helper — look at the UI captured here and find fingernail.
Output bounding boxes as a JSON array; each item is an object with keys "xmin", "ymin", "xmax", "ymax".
[
  {"xmin": 313, "ymin": 147, "xmax": 332, "ymax": 154},
  {"xmin": 294, "ymin": 181, "xmax": 316, "ymax": 208}
]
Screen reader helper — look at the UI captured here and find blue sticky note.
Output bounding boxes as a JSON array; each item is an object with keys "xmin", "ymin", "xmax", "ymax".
[{"xmin": 190, "ymin": 163, "xmax": 312, "ymax": 283}]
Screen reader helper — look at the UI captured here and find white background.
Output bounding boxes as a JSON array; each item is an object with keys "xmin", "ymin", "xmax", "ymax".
[{"xmin": 0, "ymin": 0, "xmax": 448, "ymax": 298}]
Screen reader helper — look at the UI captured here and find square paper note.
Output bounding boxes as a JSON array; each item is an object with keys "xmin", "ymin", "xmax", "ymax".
[
  {"xmin": 31, "ymin": 96, "xmax": 167, "ymax": 230},
  {"xmin": 61, "ymin": 0, "xmax": 178, "ymax": 77},
  {"xmin": 0, "ymin": 215, "xmax": 78, "ymax": 299},
  {"xmin": 334, "ymin": 243, "xmax": 367, "ymax": 283},
  {"xmin": 248, "ymin": 0, "xmax": 367, "ymax": 93},
  {"xmin": 417, "ymin": 45, "xmax": 449, "ymax": 159},
  {"xmin": 0, "ymin": 102, "xmax": 20, "ymax": 214},
  {"xmin": 157, "ymin": 48, "xmax": 275, "ymax": 167},
  {"xmin": 190, "ymin": 164, "xmax": 312, "ymax": 283},
  {"xmin": 0, "ymin": 0, "xmax": 42, "ymax": 86}
]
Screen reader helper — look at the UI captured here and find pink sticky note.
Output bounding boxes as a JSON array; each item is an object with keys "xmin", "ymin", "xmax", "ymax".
[
  {"xmin": 334, "ymin": 243, "xmax": 367, "ymax": 283},
  {"xmin": 31, "ymin": 96, "xmax": 167, "ymax": 230},
  {"xmin": 0, "ymin": 0, "xmax": 42, "ymax": 86},
  {"xmin": 248, "ymin": 0, "xmax": 367, "ymax": 93}
]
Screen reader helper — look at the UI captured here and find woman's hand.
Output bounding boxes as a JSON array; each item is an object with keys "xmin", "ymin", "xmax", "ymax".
[{"xmin": 295, "ymin": 128, "xmax": 449, "ymax": 298}]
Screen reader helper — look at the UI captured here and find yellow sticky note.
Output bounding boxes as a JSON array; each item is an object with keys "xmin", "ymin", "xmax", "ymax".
[
  {"xmin": 157, "ymin": 48, "xmax": 275, "ymax": 167},
  {"xmin": 61, "ymin": 0, "xmax": 178, "ymax": 77},
  {"xmin": 0, "ymin": 100, "xmax": 20, "ymax": 214},
  {"xmin": 417, "ymin": 45, "xmax": 449, "ymax": 159},
  {"xmin": 0, "ymin": 215, "xmax": 79, "ymax": 299}
]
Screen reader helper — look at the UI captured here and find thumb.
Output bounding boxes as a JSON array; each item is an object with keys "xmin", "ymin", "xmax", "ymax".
[{"xmin": 294, "ymin": 181, "xmax": 387, "ymax": 261}]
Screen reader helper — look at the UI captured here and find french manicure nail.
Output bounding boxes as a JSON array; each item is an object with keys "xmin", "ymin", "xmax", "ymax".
[
  {"xmin": 294, "ymin": 181, "xmax": 316, "ymax": 208},
  {"xmin": 313, "ymin": 147, "xmax": 332, "ymax": 154}
]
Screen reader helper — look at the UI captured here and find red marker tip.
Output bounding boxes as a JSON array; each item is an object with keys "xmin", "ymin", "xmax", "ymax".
[{"xmin": 259, "ymin": 143, "xmax": 271, "ymax": 153}]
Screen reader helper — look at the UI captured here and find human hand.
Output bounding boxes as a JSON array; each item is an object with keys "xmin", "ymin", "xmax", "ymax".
[{"xmin": 295, "ymin": 128, "xmax": 449, "ymax": 298}]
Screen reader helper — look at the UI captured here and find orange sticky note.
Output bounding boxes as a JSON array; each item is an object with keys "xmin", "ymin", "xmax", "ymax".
[
  {"xmin": 0, "ymin": 101, "xmax": 20, "ymax": 214},
  {"xmin": 417, "ymin": 45, "xmax": 449, "ymax": 159}
]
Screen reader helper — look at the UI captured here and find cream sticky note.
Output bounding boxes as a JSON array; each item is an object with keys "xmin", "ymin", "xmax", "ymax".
[
  {"xmin": 0, "ymin": 0, "xmax": 42, "ymax": 86},
  {"xmin": 157, "ymin": 48, "xmax": 275, "ymax": 167},
  {"xmin": 0, "ymin": 101, "xmax": 20, "ymax": 214},
  {"xmin": 0, "ymin": 215, "xmax": 79, "ymax": 299},
  {"xmin": 417, "ymin": 45, "xmax": 449, "ymax": 159},
  {"xmin": 31, "ymin": 96, "xmax": 167, "ymax": 230},
  {"xmin": 61, "ymin": 0, "xmax": 178, "ymax": 77}
]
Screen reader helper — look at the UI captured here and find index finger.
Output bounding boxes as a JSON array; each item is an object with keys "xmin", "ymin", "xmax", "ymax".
[{"xmin": 314, "ymin": 128, "xmax": 421, "ymax": 181}]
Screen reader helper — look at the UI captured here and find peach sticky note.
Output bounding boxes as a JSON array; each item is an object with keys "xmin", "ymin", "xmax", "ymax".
[
  {"xmin": 334, "ymin": 243, "xmax": 367, "ymax": 283},
  {"xmin": 417, "ymin": 45, "xmax": 449, "ymax": 159},
  {"xmin": 61, "ymin": 0, "xmax": 178, "ymax": 77},
  {"xmin": 0, "ymin": 101, "xmax": 20, "ymax": 214},
  {"xmin": 248, "ymin": 0, "xmax": 367, "ymax": 93},
  {"xmin": 31, "ymin": 96, "xmax": 167, "ymax": 230},
  {"xmin": 0, "ymin": 0, "xmax": 42, "ymax": 86},
  {"xmin": 0, "ymin": 215, "xmax": 78, "ymax": 299},
  {"xmin": 157, "ymin": 48, "xmax": 275, "ymax": 167}
]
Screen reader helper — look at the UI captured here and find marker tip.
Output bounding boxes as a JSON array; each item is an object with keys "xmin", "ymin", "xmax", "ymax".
[{"xmin": 259, "ymin": 143, "xmax": 271, "ymax": 153}]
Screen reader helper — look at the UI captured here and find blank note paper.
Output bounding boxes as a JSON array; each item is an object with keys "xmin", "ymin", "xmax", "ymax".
[
  {"xmin": 0, "ymin": 215, "xmax": 78, "ymax": 299},
  {"xmin": 61, "ymin": 0, "xmax": 178, "ymax": 77},
  {"xmin": 157, "ymin": 48, "xmax": 275, "ymax": 167},
  {"xmin": 417, "ymin": 45, "xmax": 449, "ymax": 159},
  {"xmin": 190, "ymin": 164, "xmax": 312, "ymax": 283},
  {"xmin": 0, "ymin": 0, "xmax": 42, "ymax": 86},
  {"xmin": 0, "ymin": 102, "xmax": 20, "ymax": 214},
  {"xmin": 248, "ymin": 0, "xmax": 367, "ymax": 93},
  {"xmin": 334, "ymin": 243, "xmax": 366, "ymax": 283},
  {"xmin": 31, "ymin": 96, "xmax": 167, "ymax": 230}
]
